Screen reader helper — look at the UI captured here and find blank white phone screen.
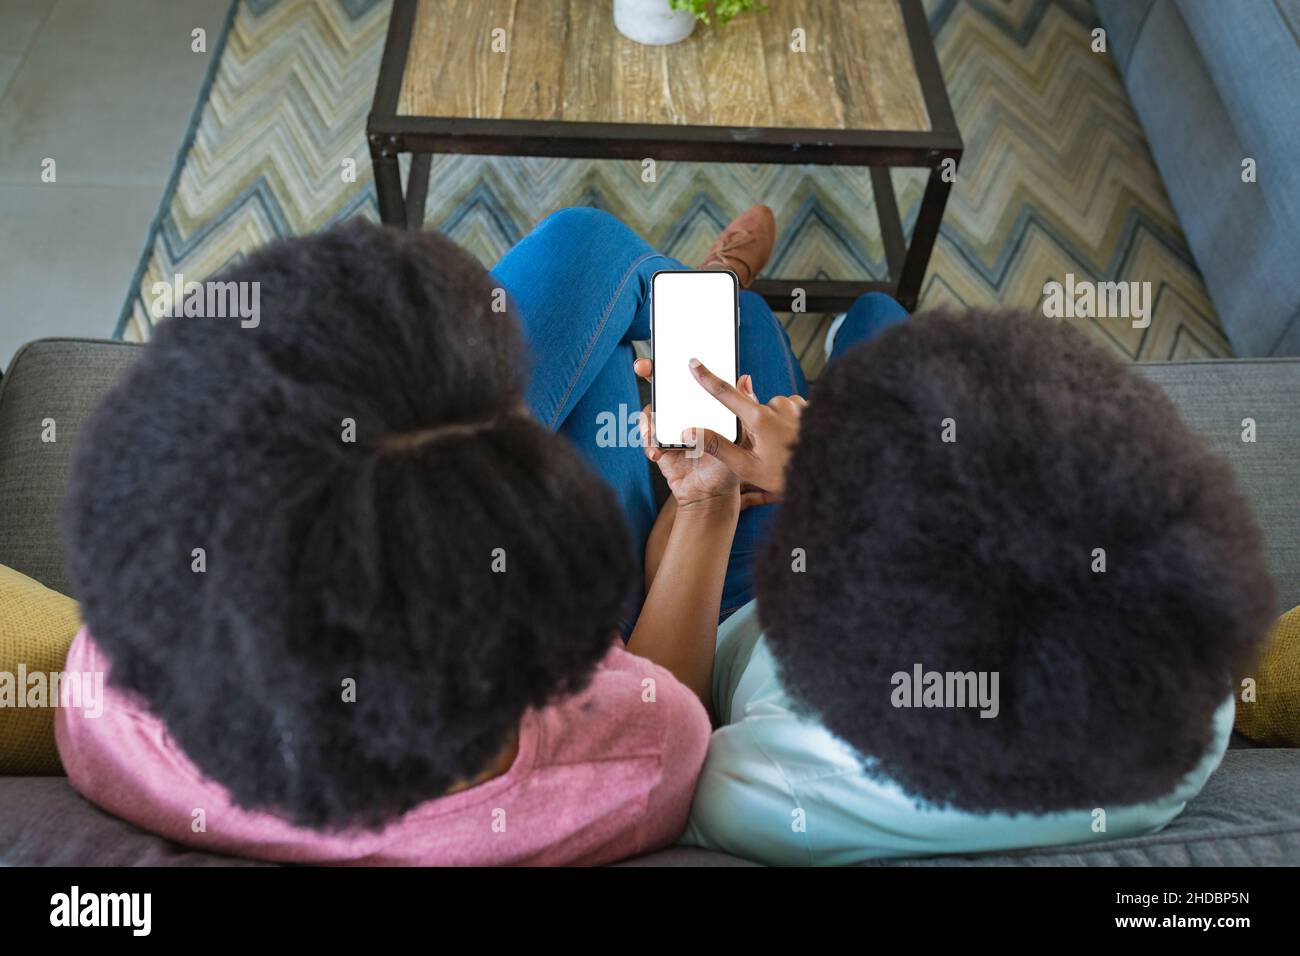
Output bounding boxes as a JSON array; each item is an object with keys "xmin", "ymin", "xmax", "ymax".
[{"xmin": 651, "ymin": 270, "xmax": 739, "ymax": 447}]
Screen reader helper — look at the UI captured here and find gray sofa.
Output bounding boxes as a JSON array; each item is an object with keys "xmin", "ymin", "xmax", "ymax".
[
  {"xmin": 2, "ymin": 338, "xmax": 1299, "ymax": 865},
  {"xmin": 1095, "ymin": 0, "xmax": 1300, "ymax": 357}
]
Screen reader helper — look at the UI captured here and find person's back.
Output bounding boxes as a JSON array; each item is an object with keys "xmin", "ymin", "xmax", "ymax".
[
  {"xmin": 56, "ymin": 221, "xmax": 709, "ymax": 865},
  {"xmin": 682, "ymin": 308, "xmax": 1275, "ymax": 864}
]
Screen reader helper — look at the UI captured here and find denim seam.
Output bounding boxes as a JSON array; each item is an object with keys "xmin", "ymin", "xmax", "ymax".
[{"xmin": 547, "ymin": 250, "xmax": 674, "ymax": 431}]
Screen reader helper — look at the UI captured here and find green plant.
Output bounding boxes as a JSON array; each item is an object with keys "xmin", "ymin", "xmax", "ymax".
[{"xmin": 669, "ymin": 0, "xmax": 768, "ymax": 27}]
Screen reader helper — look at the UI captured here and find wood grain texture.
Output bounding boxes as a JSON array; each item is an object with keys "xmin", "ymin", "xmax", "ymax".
[{"xmin": 397, "ymin": 0, "xmax": 931, "ymax": 132}]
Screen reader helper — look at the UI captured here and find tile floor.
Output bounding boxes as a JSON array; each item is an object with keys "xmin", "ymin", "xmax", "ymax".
[{"xmin": 0, "ymin": 0, "xmax": 229, "ymax": 369}]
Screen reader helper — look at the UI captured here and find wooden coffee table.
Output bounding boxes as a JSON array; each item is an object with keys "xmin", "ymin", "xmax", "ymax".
[{"xmin": 367, "ymin": 0, "xmax": 961, "ymax": 311}]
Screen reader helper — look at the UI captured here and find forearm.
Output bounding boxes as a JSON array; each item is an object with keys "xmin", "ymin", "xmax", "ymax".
[
  {"xmin": 644, "ymin": 496, "xmax": 678, "ymax": 592},
  {"xmin": 627, "ymin": 493, "xmax": 739, "ymax": 710}
]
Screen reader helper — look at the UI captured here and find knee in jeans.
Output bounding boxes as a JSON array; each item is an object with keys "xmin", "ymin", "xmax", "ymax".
[
  {"xmin": 536, "ymin": 206, "xmax": 621, "ymax": 237},
  {"xmin": 854, "ymin": 291, "xmax": 906, "ymax": 315}
]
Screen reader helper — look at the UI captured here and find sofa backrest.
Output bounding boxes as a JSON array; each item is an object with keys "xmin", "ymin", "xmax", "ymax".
[
  {"xmin": 2, "ymin": 342, "xmax": 1298, "ymax": 610},
  {"xmin": 1138, "ymin": 359, "xmax": 1300, "ymax": 611},
  {"xmin": 0, "ymin": 339, "xmax": 143, "ymax": 596}
]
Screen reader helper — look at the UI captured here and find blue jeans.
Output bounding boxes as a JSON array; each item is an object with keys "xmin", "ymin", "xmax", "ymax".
[{"xmin": 490, "ymin": 208, "xmax": 909, "ymax": 627}]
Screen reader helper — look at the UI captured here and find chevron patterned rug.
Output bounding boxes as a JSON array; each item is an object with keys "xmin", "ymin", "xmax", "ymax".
[{"xmin": 118, "ymin": 0, "xmax": 1231, "ymax": 375}]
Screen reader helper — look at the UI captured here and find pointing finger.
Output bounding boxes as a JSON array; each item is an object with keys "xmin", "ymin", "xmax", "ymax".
[{"xmin": 689, "ymin": 358, "xmax": 761, "ymax": 427}]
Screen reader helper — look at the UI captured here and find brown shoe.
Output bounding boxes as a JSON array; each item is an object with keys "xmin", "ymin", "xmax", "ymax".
[{"xmin": 700, "ymin": 204, "xmax": 776, "ymax": 288}]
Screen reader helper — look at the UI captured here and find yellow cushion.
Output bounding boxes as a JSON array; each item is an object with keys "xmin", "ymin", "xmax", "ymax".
[
  {"xmin": 0, "ymin": 564, "xmax": 80, "ymax": 774},
  {"xmin": 1235, "ymin": 605, "xmax": 1300, "ymax": 747}
]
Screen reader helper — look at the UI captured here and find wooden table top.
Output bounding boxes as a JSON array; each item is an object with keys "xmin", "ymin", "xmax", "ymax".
[{"xmin": 396, "ymin": 0, "xmax": 932, "ymax": 133}]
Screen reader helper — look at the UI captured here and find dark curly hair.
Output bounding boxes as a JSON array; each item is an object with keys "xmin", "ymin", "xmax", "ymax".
[
  {"xmin": 63, "ymin": 220, "xmax": 634, "ymax": 830},
  {"xmin": 757, "ymin": 308, "xmax": 1275, "ymax": 814}
]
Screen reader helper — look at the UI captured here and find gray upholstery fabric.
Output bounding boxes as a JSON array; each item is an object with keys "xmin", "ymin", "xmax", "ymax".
[
  {"xmin": 0, "ymin": 776, "xmax": 270, "ymax": 867},
  {"xmin": 616, "ymin": 847, "xmax": 759, "ymax": 867},
  {"xmin": 0, "ymin": 772, "xmax": 747, "ymax": 867},
  {"xmin": 861, "ymin": 750, "xmax": 1300, "ymax": 866},
  {"xmin": 3, "ymin": 750, "xmax": 1297, "ymax": 866},
  {"xmin": 1094, "ymin": 0, "xmax": 1300, "ymax": 356},
  {"xmin": 0, "ymin": 339, "xmax": 142, "ymax": 595},
  {"xmin": 1136, "ymin": 360, "xmax": 1300, "ymax": 612}
]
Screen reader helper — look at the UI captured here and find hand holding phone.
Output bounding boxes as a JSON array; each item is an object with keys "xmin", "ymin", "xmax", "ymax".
[
  {"xmin": 635, "ymin": 382, "xmax": 740, "ymax": 507},
  {"xmin": 646, "ymin": 269, "xmax": 807, "ymax": 504},
  {"xmin": 634, "ymin": 355, "xmax": 807, "ymax": 509}
]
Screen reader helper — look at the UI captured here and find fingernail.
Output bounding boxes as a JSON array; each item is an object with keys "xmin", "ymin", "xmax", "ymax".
[
  {"xmin": 689, "ymin": 358, "xmax": 701, "ymax": 369},
  {"xmin": 682, "ymin": 428, "xmax": 696, "ymax": 443}
]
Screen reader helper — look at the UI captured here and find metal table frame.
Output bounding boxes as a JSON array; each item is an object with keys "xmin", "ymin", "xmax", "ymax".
[{"xmin": 367, "ymin": 0, "xmax": 962, "ymax": 312}]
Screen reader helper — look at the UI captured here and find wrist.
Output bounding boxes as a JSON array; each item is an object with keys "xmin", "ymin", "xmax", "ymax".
[{"xmin": 676, "ymin": 490, "xmax": 741, "ymax": 521}]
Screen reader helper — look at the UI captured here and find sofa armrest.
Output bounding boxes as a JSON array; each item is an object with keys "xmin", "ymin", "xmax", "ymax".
[{"xmin": 0, "ymin": 338, "xmax": 142, "ymax": 595}]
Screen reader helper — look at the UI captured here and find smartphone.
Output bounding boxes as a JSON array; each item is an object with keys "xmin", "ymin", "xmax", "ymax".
[{"xmin": 650, "ymin": 269, "xmax": 740, "ymax": 449}]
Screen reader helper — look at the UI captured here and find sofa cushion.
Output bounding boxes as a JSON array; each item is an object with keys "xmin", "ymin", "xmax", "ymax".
[
  {"xmin": 3, "ymin": 749, "xmax": 1297, "ymax": 866},
  {"xmin": 0, "ymin": 775, "xmax": 268, "ymax": 866},
  {"xmin": 0, "ymin": 564, "xmax": 80, "ymax": 774},
  {"xmin": 1235, "ymin": 606, "xmax": 1300, "ymax": 747},
  {"xmin": 861, "ymin": 749, "xmax": 1300, "ymax": 866},
  {"xmin": 0, "ymin": 339, "xmax": 142, "ymax": 596},
  {"xmin": 615, "ymin": 846, "xmax": 758, "ymax": 867}
]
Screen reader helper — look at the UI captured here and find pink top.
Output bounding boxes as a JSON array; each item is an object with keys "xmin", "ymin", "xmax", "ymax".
[{"xmin": 55, "ymin": 628, "xmax": 710, "ymax": 866}]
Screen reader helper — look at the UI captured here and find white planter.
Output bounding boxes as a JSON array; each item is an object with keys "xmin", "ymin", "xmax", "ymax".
[{"xmin": 614, "ymin": 0, "xmax": 697, "ymax": 46}]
